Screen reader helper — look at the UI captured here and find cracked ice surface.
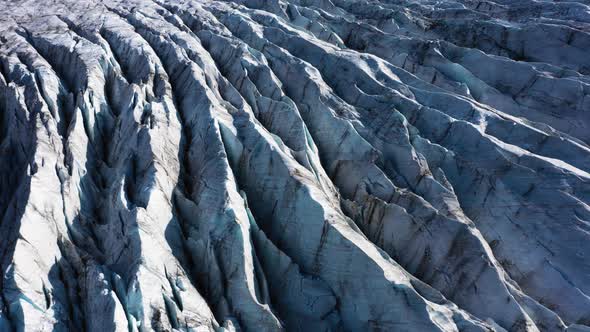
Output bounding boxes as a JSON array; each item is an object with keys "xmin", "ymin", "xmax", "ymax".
[{"xmin": 0, "ymin": 0, "xmax": 589, "ymax": 331}]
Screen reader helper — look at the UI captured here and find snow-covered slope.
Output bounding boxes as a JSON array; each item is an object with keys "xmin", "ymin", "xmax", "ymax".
[{"xmin": 0, "ymin": 0, "xmax": 589, "ymax": 331}]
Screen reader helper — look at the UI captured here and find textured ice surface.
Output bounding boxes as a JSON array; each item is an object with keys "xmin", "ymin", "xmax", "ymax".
[{"xmin": 0, "ymin": 0, "xmax": 589, "ymax": 331}]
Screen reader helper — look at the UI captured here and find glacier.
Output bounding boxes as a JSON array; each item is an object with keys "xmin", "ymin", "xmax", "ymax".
[{"xmin": 0, "ymin": 0, "xmax": 589, "ymax": 331}]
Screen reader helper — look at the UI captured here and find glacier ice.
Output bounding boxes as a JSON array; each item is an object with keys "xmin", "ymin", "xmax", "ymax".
[{"xmin": 0, "ymin": 0, "xmax": 589, "ymax": 331}]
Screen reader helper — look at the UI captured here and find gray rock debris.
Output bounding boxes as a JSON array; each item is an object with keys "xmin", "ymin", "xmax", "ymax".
[{"xmin": 0, "ymin": 0, "xmax": 589, "ymax": 331}]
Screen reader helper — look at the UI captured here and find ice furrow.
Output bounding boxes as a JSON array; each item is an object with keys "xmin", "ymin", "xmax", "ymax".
[{"xmin": 123, "ymin": 6, "xmax": 284, "ymax": 330}]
